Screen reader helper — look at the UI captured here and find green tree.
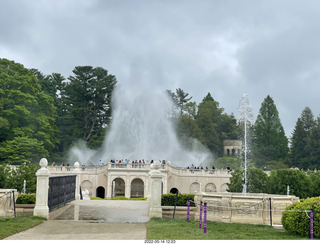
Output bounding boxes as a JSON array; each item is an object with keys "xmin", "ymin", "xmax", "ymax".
[
  {"xmin": 252, "ymin": 95, "xmax": 288, "ymax": 167},
  {"xmin": 290, "ymin": 107, "xmax": 315, "ymax": 169},
  {"xmin": 0, "ymin": 163, "xmax": 9, "ymax": 188},
  {"xmin": 268, "ymin": 169, "xmax": 311, "ymax": 198},
  {"xmin": 6, "ymin": 164, "xmax": 40, "ymax": 193},
  {"xmin": 309, "ymin": 171, "xmax": 320, "ymax": 197},
  {"xmin": 31, "ymin": 69, "xmax": 66, "ymax": 161},
  {"xmin": 0, "ymin": 59, "xmax": 59, "ymax": 164},
  {"xmin": 227, "ymin": 168, "xmax": 269, "ymax": 193},
  {"xmin": 308, "ymin": 116, "xmax": 320, "ymax": 169},
  {"xmin": 196, "ymin": 93, "xmax": 222, "ymax": 156},
  {"xmin": 196, "ymin": 93, "xmax": 239, "ymax": 157},
  {"xmin": 61, "ymin": 66, "xmax": 117, "ymax": 149},
  {"xmin": 166, "ymin": 88, "xmax": 192, "ymax": 115}
]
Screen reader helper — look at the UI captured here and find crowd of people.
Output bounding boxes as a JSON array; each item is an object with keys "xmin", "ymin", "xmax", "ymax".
[{"xmin": 187, "ymin": 164, "xmax": 215, "ymax": 170}]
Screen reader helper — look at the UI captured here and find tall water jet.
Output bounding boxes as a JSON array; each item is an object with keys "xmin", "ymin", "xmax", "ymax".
[
  {"xmin": 68, "ymin": 84, "xmax": 213, "ymax": 167},
  {"xmin": 238, "ymin": 93, "xmax": 253, "ymax": 194}
]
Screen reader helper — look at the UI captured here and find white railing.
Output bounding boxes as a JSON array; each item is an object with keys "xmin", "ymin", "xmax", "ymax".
[{"xmin": 47, "ymin": 163, "xmax": 231, "ymax": 176}]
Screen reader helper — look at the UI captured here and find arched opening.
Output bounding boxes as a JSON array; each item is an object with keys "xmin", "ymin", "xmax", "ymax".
[
  {"xmin": 190, "ymin": 182, "xmax": 200, "ymax": 194},
  {"xmin": 96, "ymin": 186, "xmax": 105, "ymax": 198},
  {"xmin": 80, "ymin": 180, "xmax": 93, "ymax": 197},
  {"xmin": 232, "ymin": 149, "xmax": 236, "ymax": 156},
  {"xmin": 205, "ymin": 183, "xmax": 216, "ymax": 193},
  {"xmin": 112, "ymin": 178, "xmax": 125, "ymax": 198},
  {"xmin": 131, "ymin": 178, "xmax": 144, "ymax": 198},
  {"xmin": 220, "ymin": 183, "xmax": 228, "ymax": 192},
  {"xmin": 227, "ymin": 149, "xmax": 230, "ymax": 156},
  {"xmin": 170, "ymin": 187, "xmax": 179, "ymax": 194}
]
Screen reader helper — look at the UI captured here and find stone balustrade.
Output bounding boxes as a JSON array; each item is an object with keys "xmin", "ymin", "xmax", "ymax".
[{"xmin": 195, "ymin": 192, "xmax": 299, "ymax": 225}]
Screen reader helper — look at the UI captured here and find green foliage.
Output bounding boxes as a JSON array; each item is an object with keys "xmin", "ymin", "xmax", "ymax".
[
  {"xmin": 16, "ymin": 193, "xmax": 36, "ymax": 204},
  {"xmin": 308, "ymin": 171, "xmax": 320, "ymax": 197},
  {"xmin": 268, "ymin": 169, "xmax": 311, "ymax": 198},
  {"xmin": 5, "ymin": 164, "xmax": 40, "ymax": 193},
  {"xmin": 0, "ymin": 58, "xmax": 59, "ymax": 164},
  {"xmin": 161, "ymin": 193, "xmax": 195, "ymax": 207},
  {"xmin": 227, "ymin": 168, "xmax": 269, "ymax": 193},
  {"xmin": 0, "ymin": 163, "xmax": 9, "ymax": 188},
  {"xmin": 253, "ymin": 95, "xmax": 288, "ymax": 166},
  {"xmin": 60, "ymin": 66, "xmax": 117, "ymax": 151},
  {"xmin": 282, "ymin": 197, "xmax": 320, "ymax": 238},
  {"xmin": 214, "ymin": 156, "xmax": 241, "ymax": 170}
]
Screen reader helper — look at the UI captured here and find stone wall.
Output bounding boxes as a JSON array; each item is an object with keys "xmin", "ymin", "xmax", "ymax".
[
  {"xmin": 195, "ymin": 192, "xmax": 299, "ymax": 225},
  {"xmin": 0, "ymin": 189, "xmax": 18, "ymax": 217}
]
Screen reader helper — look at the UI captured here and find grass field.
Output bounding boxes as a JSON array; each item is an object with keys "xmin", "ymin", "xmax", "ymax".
[
  {"xmin": 146, "ymin": 218, "xmax": 310, "ymax": 240},
  {"xmin": 0, "ymin": 216, "xmax": 45, "ymax": 239}
]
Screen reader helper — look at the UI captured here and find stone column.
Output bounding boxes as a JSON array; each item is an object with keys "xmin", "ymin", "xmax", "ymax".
[
  {"xmin": 149, "ymin": 160, "xmax": 164, "ymax": 218},
  {"xmin": 73, "ymin": 162, "xmax": 81, "ymax": 200},
  {"xmin": 125, "ymin": 176, "xmax": 131, "ymax": 199},
  {"xmin": 33, "ymin": 158, "xmax": 50, "ymax": 219}
]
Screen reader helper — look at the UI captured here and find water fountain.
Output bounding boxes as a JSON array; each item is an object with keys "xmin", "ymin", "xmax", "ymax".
[
  {"xmin": 238, "ymin": 93, "xmax": 253, "ymax": 194},
  {"xmin": 68, "ymin": 85, "xmax": 213, "ymax": 167}
]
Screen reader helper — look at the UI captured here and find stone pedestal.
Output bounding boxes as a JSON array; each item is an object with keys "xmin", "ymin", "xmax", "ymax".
[
  {"xmin": 149, "ymin": 160, "xmax": 164, "ymax": 218},
  {"xmin": 73, "ymin": 162, "xmax": 81, "ymax": 200},
  {"xmin": 33, "ymin": 158, "xmax": 50, "ymax": 219}
]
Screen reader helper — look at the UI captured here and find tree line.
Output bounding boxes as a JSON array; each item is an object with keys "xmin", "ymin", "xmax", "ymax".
[
  {"xmin": 1, "ymin": 58, "xmax": 320, "ymax": 171},
  {"xmin": 227, "ymin": 167, "xmax": 320, "ymax": 199}
]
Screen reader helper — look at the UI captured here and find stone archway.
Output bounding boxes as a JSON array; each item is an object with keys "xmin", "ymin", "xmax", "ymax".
[
  {"xmin": 80, "ymin": 180, "xmax": 93, "ymax": 197},
  {"xmin": 205, "ymin": 183, "xmax": 217, "ymax": 193},
  {"xmin": 220, "ymin": 183, "xmax": 228, "ymax": 192},
  {"xmin": 190, "ymin": 182, "xmax": 200, "ymax": 194},
  {"xmin": 170, "ymin": 187, "xmax": 179, "ymax": 194},
  {"xmin": 112, "ymin": 178, "xmax": 125, "ymax": 197},
  {"xmin": 96, "ymin": 186, "xmax": 105, "ymax": 198},
  {"xmin": 131, "ymin": 178, "xmax": 144, "ymax": 198}
]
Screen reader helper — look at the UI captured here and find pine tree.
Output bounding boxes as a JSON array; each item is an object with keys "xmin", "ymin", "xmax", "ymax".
[
  {"xmin": 290, "ymin": 107, "xmax": 316, "ymax": 169},
  {"xmin": 252, "ymin": 95, "xmax": 288, "ymax": 167}
]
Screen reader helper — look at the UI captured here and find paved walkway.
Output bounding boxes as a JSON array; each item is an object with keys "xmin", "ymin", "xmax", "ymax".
[{"xmin": 4, "ymin": 200, "xmax": 149, "ymax": 240}]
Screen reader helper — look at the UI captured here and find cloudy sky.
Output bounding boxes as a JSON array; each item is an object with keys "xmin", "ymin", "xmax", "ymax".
[{"xmin": 1, "ymin": 0, "xmax": 320, "ymax": 138}]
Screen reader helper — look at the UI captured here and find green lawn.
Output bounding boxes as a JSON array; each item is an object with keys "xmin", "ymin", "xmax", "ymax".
[
  {"xmin": 146, "ymin": 218, "xmax": 310, "ymax": 240},
  {"xmin": 0, "ymin": 216, "xmax": 45, "ymax": 239}
]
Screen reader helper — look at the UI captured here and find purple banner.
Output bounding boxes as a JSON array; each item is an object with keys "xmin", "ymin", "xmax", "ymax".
[
  {"xmin": 199, "ymin": 201, "xmax": 203, "ymax": 229},
  {"xmin": 187, "ymin": 200, "xmax": 190, "ymax": 222},
  {"xmin": 204, "ymin": 202, "xmax": 207, "ymax": 234}
]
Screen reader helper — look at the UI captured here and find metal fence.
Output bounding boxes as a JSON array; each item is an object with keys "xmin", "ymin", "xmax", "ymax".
[{"xmin": 48, "ymin": 175, "xmax": 76, "ymax": 211}]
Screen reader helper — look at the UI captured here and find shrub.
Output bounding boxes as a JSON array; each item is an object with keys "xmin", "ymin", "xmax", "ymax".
[
  {"xmin": 16, "ymin": 193, "xmax": 36, "ymax": 204},
  {"xmin": 161, "ymin": 193, "xmax": 195, "ymax": 207},
  {"xmin": 282, "ymin": 196, "xmax": 320, "ymax": 238}
]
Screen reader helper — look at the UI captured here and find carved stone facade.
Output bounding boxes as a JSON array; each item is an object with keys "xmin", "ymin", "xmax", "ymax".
[
  {"xmin": 47, "ymin": 163, "xmax": 232, "ymax": 199},
  {"xmin": 223, "ymin": 140, "xmax": 242, "ymax": 156},
  {"xmin": 195, "ymin": 192, "xmax": 299, "ymax": 225}
]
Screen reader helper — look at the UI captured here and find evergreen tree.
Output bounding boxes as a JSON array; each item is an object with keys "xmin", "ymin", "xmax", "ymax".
[
  {"xmin": 252, "ymin": 95, "xmax": 288, "ymax": 167},
  {"xmin": 166, "ymin": 88, "xmax": 192, "ymax": 115},
  {"xmin": 308, "ymin": 116, "xmax": 320, "ymax": 169},
  {"xmin": 196, "ymin": 93, "xmax": 222, "ymax": 156},
  {"xmin": 290, "ymin": 107, "xmax": 316, "ymax": 169},
  {"xmin": 61, "ymin": 66, "xmax": 117, "ymax": 150}
]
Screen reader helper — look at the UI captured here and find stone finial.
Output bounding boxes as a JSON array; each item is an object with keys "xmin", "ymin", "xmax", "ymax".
[
  {"xmin": 39, "ymin": 158, "xmax": 48, "ymax": 168},
  {"xmin": 151, "ymin": 160, "xmax": 161, "ymax": 170}
]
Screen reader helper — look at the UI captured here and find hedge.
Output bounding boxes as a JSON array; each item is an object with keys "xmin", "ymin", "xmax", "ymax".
[
  {"xmin": 16, "ymin": 193, "xmax": 36, "ymax": 204},
  {"xmin": 161, "ymin": 193, "xmax": 195, "ymax": 207},
  {"xmin": 282, "ymin": 196, "xmax": 320, "ymax": 238}
]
